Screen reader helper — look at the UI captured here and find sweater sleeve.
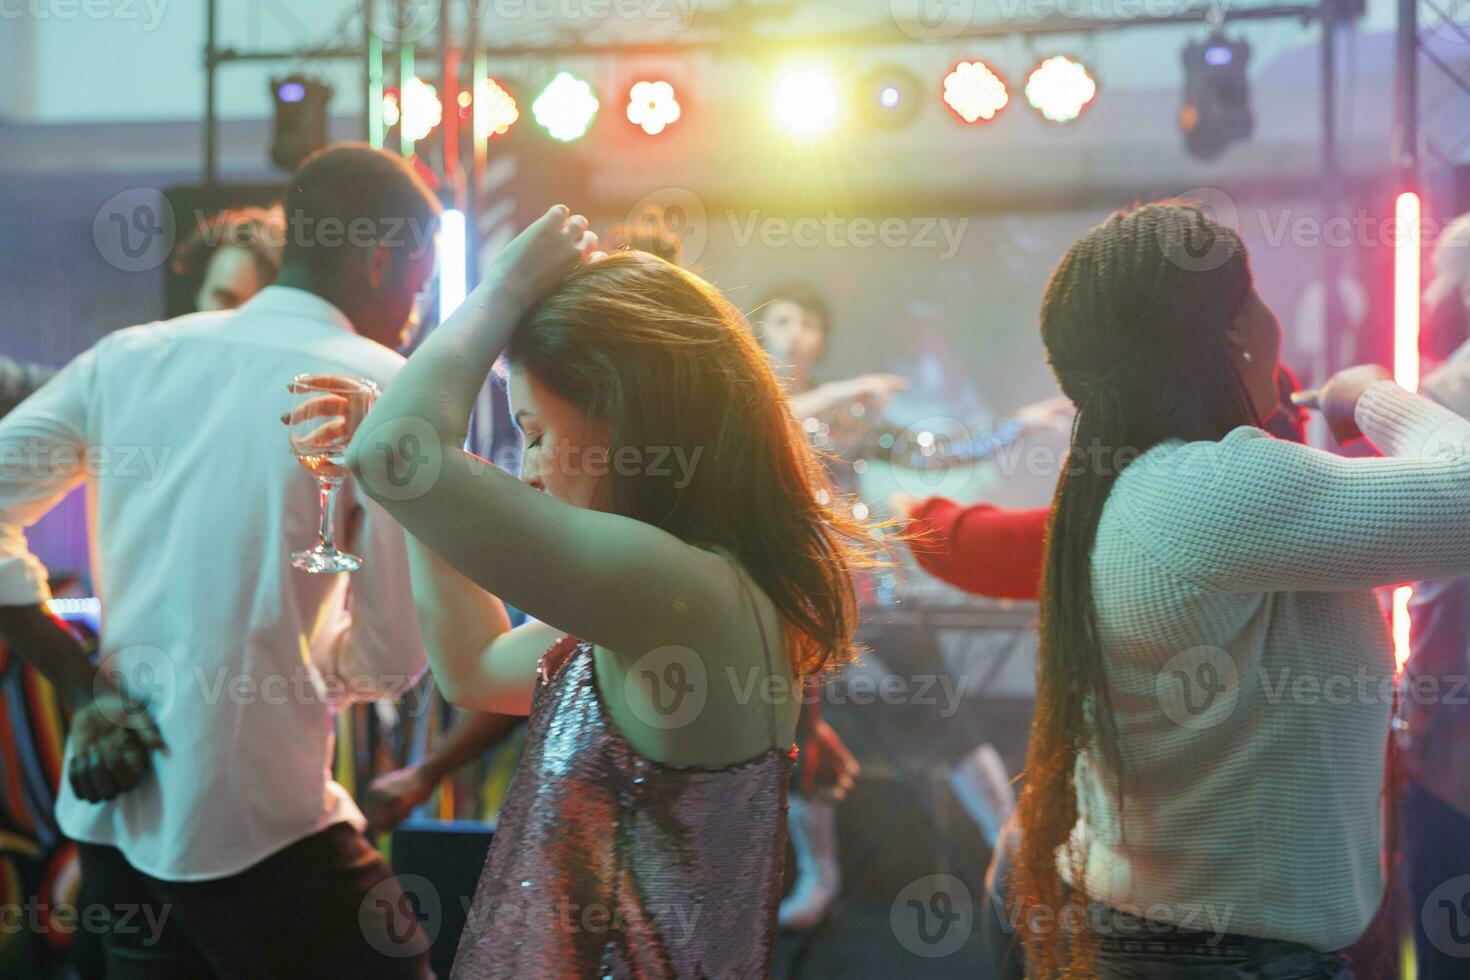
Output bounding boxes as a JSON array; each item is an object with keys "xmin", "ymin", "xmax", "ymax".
[
  {"xmin": 907, "ymin": 498, "xmax": 1048, "ymax": 600},
  {"xmin": 1118, "ymin": 381, "xmax": 1470, "ymax": 594}
]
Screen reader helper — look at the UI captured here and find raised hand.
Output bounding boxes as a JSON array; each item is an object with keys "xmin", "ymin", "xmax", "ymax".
[
  {"xmin": 1320, "ymin": 364, "xmax": 1394, "ymax": 444},
  {"xmin": 484, "ymin": 205, "xmax": 601, "ymax": 314}
]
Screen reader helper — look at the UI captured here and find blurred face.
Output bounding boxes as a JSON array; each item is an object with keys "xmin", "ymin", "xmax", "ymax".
[
  {"xmin": 1228, "ymin": 288, "xmax": 1284, "ymax": 421},
  {"xmin": 361, "ymin": 241, "xmax": 437, "ymax": 349},
  {"xmin": 757, "ymin": 300, "xmax": 826, "ymax": 378},
  {"xmin": 195, "ymin": 245, "xmax": 267, "ymax": 312},
  {"xmin": 508, "ymin": 367, "xmax": 614, "ymax": 511}
]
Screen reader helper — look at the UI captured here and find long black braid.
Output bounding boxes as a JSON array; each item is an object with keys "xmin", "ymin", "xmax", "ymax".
[{"xmin": 1015, "ymin": 203, "xmax": 1258, "ymax": 978}]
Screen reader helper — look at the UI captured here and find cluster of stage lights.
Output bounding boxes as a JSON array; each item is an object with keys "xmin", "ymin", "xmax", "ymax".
[
  {"xmin": 380, "ymin": 58, "xmax": 1097, "ymax": 146},
  {"xmin": 382, "ymin": 71, "xmax": 679, "ymax": 144}
]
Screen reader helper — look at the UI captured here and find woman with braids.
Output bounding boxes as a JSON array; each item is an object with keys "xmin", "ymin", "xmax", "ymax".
[
  {"xmin": 1015, "ymin": 202, "xmax": 1470, "ymax": 979},
  {"xmin": 347, "ymin": 206, "xmax": 875, "ymax": 977}
]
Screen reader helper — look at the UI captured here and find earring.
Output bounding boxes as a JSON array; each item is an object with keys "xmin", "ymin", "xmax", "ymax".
[{"xmin": 1242, "ymin": 350, "xmax": 1254, "ymax": 363}]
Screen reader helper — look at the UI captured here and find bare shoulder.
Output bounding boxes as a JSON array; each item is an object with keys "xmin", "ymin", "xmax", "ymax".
[{"xmin": 594, "ymin": 550, "xmax": 801, "ymax": 768}]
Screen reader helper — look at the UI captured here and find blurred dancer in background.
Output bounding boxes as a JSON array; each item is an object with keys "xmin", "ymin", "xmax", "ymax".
[{"xmin": 170, "ymin": 206, "xmax": 286, "ymax": 313}]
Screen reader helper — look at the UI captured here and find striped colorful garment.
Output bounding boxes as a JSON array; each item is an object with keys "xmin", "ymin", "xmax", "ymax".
[{"xmin": 0, "ymin": 611, "xmax": 94, "ymax": 976}]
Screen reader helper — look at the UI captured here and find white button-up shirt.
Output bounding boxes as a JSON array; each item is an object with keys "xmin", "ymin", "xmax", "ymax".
[{"xmin": 0, "ymin": 286, "xmax": 427, "ymax": 880}]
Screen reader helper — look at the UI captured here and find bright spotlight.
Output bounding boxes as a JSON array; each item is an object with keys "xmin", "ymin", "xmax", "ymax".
[
  {"xmin": 942, "ymin": 60, "xmax": 1009, "ymax": 124},
  {"xmin": 438, "ymin": 209, "xmax": 467, "ymax": 319},
  {"xmin": 532, "ymin": 71, "xmax": 599, "ymax": 142},
  {"xmin": 473, "ymin": 77, "xmax": 520, "ymax": 139},
  {"xmin": 1025, "ymin": 56, "xmax": 1098, "ymax": 123},
  {"xmin": 397, "ymin": 76, "xmax": 442, "ymax": 143},
  {"xmin": 626, "ymin": 79, "xmax": 682, "ymax": 135},
  {"xmin": 772, "ymin": 68, "xmax": 841, "ymax": 138}
]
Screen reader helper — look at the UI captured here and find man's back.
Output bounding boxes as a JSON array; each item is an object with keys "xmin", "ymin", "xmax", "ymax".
[{"xmin": 0, "ymin": 285, "xmax": 426, "ymax": 879}]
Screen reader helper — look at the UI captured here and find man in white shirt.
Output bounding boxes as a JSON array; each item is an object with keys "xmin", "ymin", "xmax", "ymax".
[{"xmin": 0, "ymin": 145, "xmax": 440, "ymax": 978}]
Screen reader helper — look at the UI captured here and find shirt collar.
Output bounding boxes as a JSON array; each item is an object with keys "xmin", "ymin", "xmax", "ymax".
[{"xmin": 236, "ymin": 286, "xmax": 357, "ymax": 336}]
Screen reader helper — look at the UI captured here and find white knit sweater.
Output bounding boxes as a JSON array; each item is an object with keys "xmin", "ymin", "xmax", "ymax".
[{"xmin": 1072, "ymin": 380, "xmax": 1470, "ymax": 952}]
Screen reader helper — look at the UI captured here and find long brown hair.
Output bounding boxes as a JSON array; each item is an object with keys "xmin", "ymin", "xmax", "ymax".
[
  {"xmin": 505, "ymin": 250, "xmax": 875, "ymax": 675},
  {"xmin": 1016, "ymin": 203, "xmax": 1257, "ymax": 977}
]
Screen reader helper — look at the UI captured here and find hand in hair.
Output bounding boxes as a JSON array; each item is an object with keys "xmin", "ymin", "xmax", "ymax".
[
  {"xmin": 1320, "ymin": 363, "xmax": 1394, "ymax": 443},
  {"xmin": 484, "ymin": 205, "xmax": 602, "ymax": 315}
]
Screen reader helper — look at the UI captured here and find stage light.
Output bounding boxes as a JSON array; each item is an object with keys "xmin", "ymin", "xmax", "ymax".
[
  {"xmin": 772, "ymin": 67, "xmax": 841, "ymax": 138},
  {"xmin": 626, "ymin": 80, "xmax": 682, "ymax": 135},
  {"xmin": 471, "ymin": 77, "xmax": 519, "ymax": 139},
  {"xmin": 859, "ymin": 65, "xmax": 921, "ymax": 129},
  {"xmin": 942, "ymin": 61, "xmax": 1009, "ymax": 124},
  {"xmin": 1180, "ymin": 32, "xmax": 1253, "ymax": 160},
  {"xmin": 1025, "ymin": 56, "xmax": 1097, "ymax": 123},
  {"xmin": 1392, "ymin": 189, "xmax": 1422, "ymax": 672},
  {"xmin": 533, "ymin": 72, "xmax": 599, "ymax": 142},
  {"xmin": 438, "ymin": 209, "xmax": 467, "ymax": 319},
  {"xmin": 269, "ymin": 74, "xmax": 332, "ymax": 171},
  {"xmin": 388, "ymin": 76, "xmax": 442, "ymax": 144}
]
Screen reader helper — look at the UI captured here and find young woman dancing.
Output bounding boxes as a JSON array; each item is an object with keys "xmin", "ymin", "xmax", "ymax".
[
  {"xmin": 1015, "ymin": 203, "xmax": 1470, "ymax": 978},
  {"xmin": 347, "ymin": 206, "xmax": 871, "ymax": 978}
]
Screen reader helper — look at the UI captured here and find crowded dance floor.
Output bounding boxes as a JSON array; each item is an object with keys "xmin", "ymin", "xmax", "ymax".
[{"xmin": 2, "ymin": 1, "xmax": 1470, "ymax": 977}]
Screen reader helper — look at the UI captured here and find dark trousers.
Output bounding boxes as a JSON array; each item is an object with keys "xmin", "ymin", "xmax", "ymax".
[
  {"xmin": 78, "ymin": 822, "xmax": 432, "ymax": 980},
  {"xmin": 1405, "ymin": 779, "xmax": 1470, "ymax": 979}
]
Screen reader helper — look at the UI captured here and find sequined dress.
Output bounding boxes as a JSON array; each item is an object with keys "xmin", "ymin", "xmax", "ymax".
[{"xmin": 452, "ymin": 636, "xmax": 795, "ymax": 979}]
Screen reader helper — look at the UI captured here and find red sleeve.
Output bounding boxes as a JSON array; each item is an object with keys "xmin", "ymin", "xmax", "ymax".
[{"xmin": 906, "ymin": 498, "xmax": 1049, "ymax": 601}]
